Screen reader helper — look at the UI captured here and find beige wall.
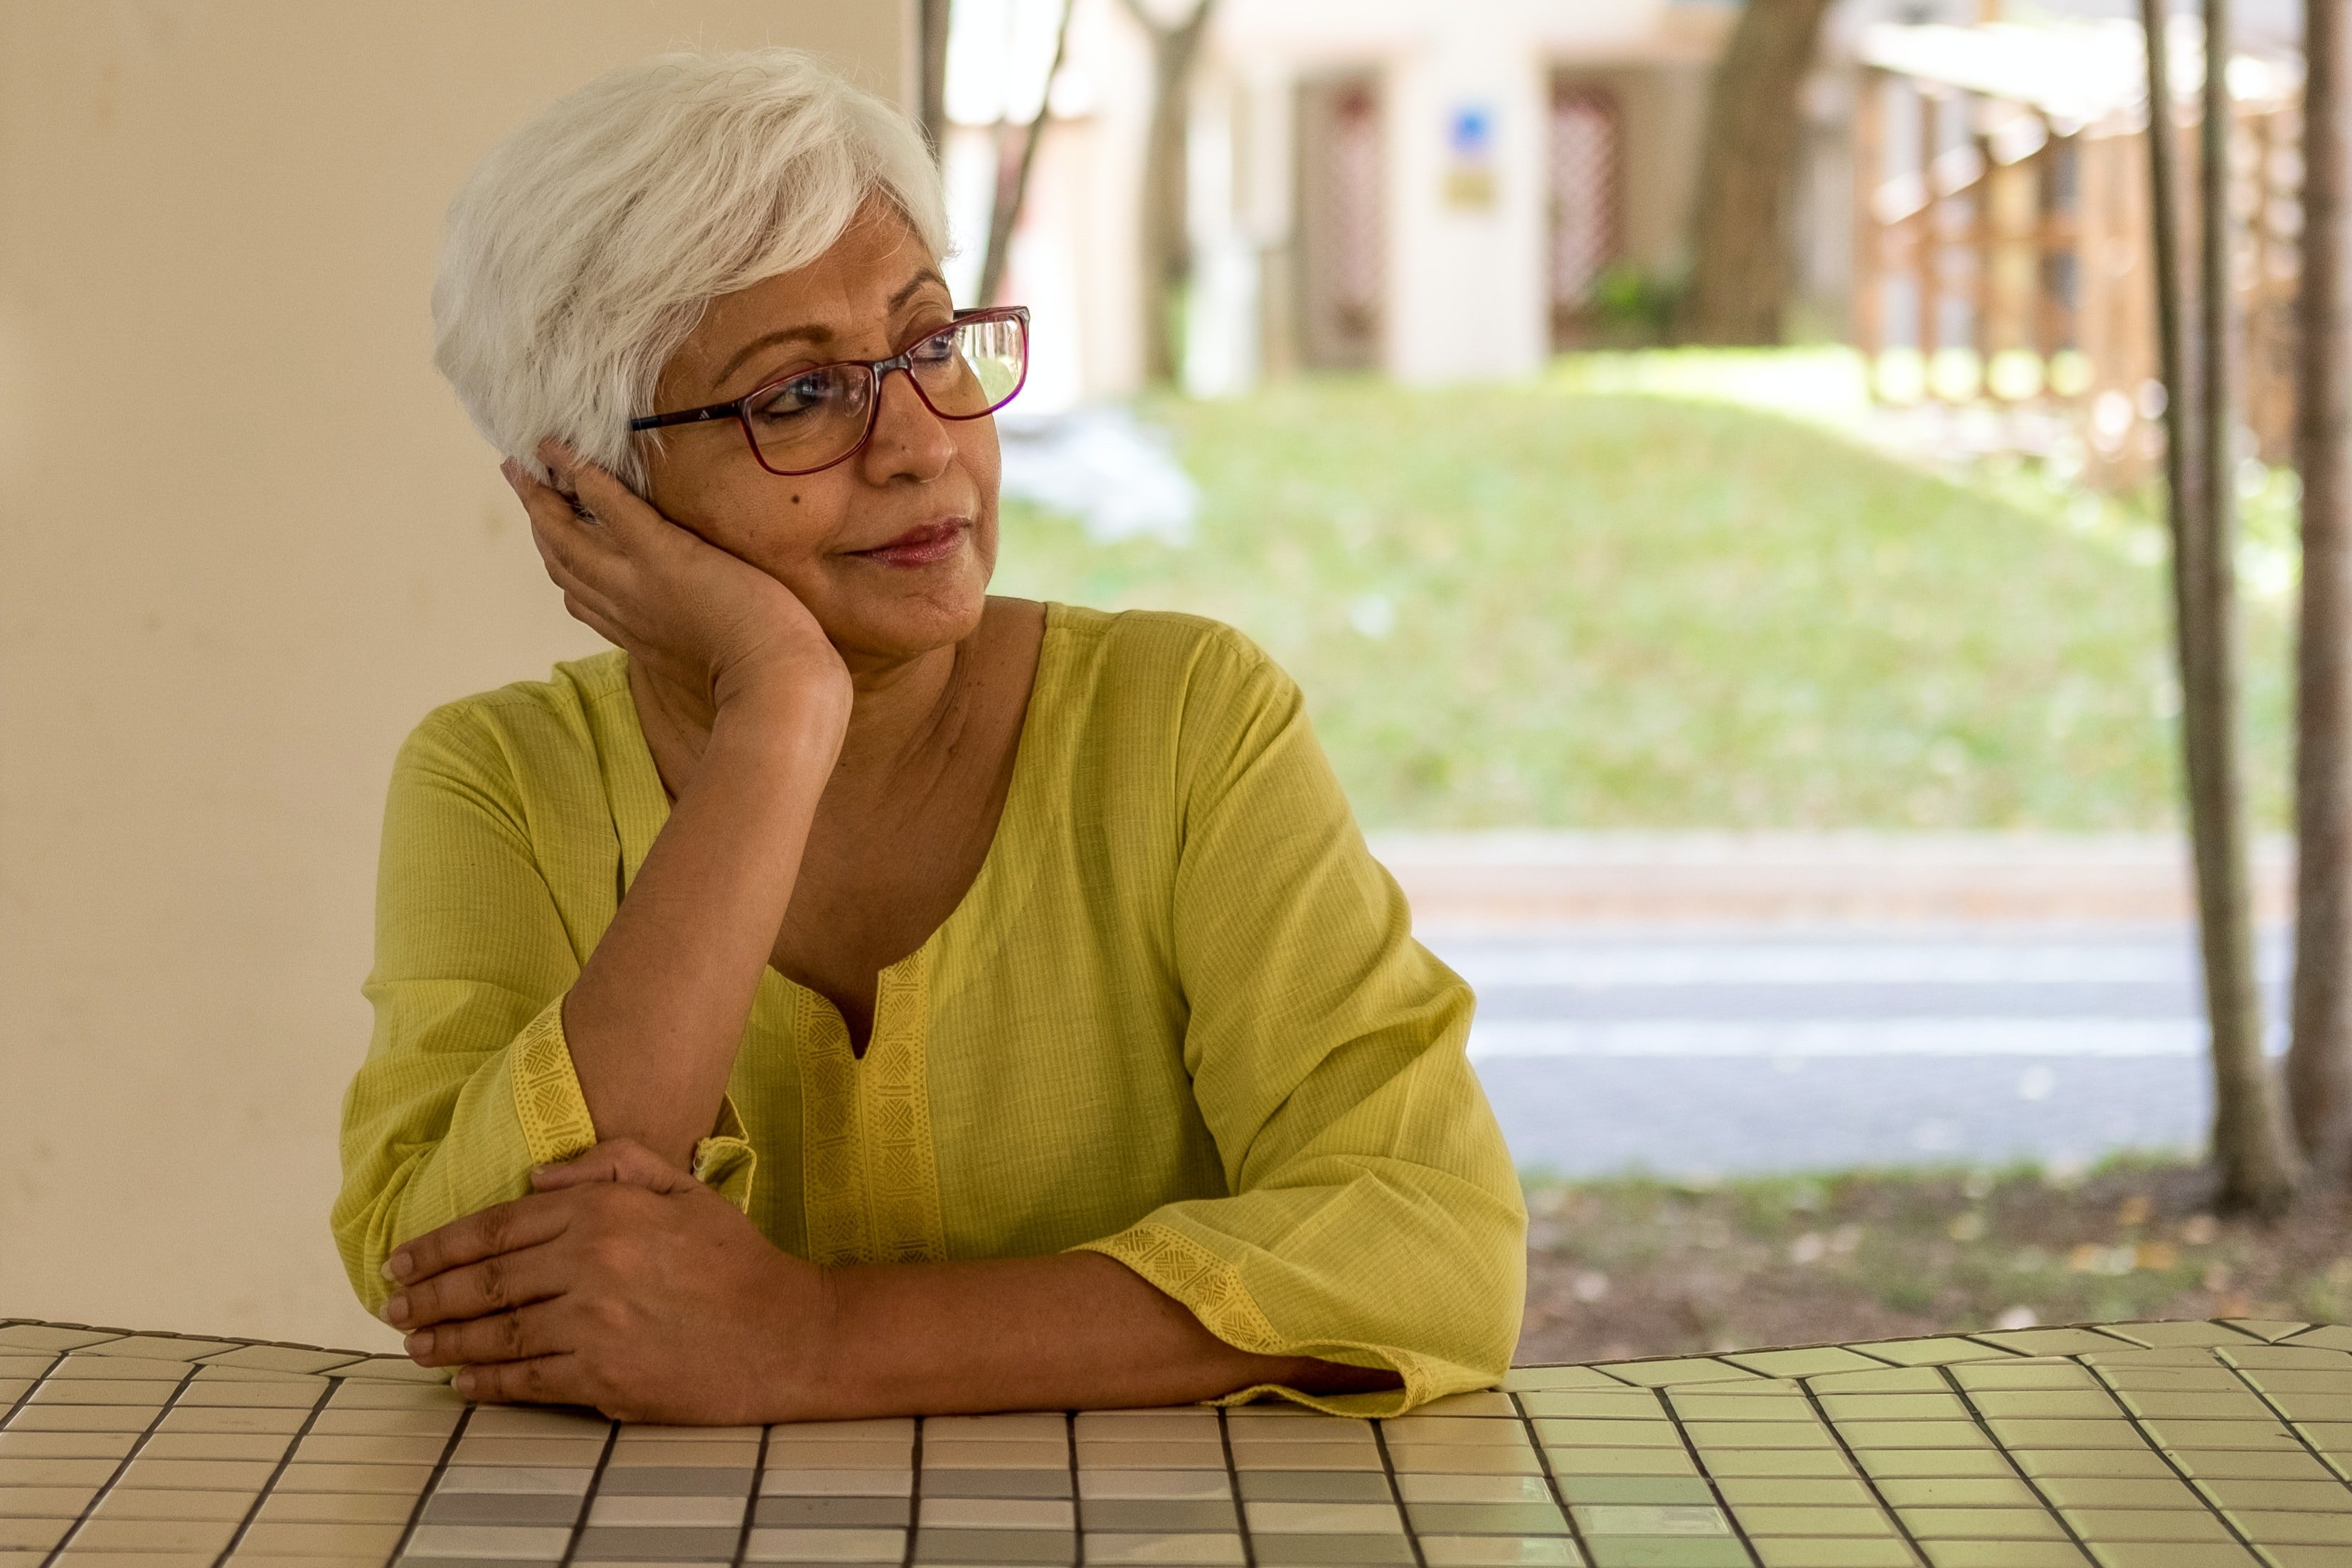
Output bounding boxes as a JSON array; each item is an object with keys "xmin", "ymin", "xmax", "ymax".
[{"xmin": 0, "ymin": 2, "xmax": 909, "ymax": 1351}]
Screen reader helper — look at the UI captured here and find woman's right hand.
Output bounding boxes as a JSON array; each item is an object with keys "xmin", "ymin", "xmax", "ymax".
[{"xmin": 506, "ymin": 442, "xmax": 851, "ymax": 737}]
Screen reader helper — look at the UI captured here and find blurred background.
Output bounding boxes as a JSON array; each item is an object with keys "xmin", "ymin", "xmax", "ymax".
[{"xmin": 4, "ymin": 0, "xmax": 2343, "ymax": 1361}]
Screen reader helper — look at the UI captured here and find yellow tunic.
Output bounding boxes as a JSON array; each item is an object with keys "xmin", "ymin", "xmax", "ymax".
[{"xmin": 334, "ymin": 604, "xmax": 1526, "ymax": 1414}]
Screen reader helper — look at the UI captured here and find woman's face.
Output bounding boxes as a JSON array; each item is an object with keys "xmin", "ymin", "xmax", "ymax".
[{"xmin": 639, "ymin": 205, "xmax": 1000, "ymax": 668}]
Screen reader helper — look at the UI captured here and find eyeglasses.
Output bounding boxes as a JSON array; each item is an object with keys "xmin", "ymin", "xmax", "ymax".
[{"xmin": 628, "ymin": 306, "xmax": 1030, "ymax": 476}]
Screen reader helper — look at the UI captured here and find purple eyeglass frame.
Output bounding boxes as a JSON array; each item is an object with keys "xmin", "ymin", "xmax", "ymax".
[{"xmin": 626, "ymin": 306, "xmax": 1031, "ymax": 476}]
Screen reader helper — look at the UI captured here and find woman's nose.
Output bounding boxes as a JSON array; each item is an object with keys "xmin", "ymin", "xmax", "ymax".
[{"xmin": 860, "ymin": 367, "xmax": 955, "ymax": 481}]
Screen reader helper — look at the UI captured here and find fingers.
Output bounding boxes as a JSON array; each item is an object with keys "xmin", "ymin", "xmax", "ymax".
[
  {"xmin": 531, "ymin": 1138, "xmax": 696, "ymax": 1195},
  {"xmin": 525, "ymin": 514, "xmax": 628, "ymax": 647},
  {"xmin": 403, "ymin": 1298, "xmax": 570, "ymax": 1367},
  {"xmin": 385, "ymin": 1238, "xmax": 567, "ymax": 1332},
  {"xmin": 536, "ymin": 441, "xmax": 674, "ymax": 546},
  {"xmin": 383, "ymin": 1193, "xmax": 570, "ymax": 1290},
  {"xmin": 544, "ymin": 443, "xmax": 629, "ymax": 513},
  {"xmin": 453, "ymin": 1353, "xmax": 590, "ymax": 1409}
]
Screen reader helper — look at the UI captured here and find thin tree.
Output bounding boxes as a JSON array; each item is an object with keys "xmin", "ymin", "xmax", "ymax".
[
  {"xmin": 918, "ymin": 0, "xmax": 954, "ymax": 165},
  {"xmin": 1678, "ymin": 0, "xmax": 1837, "ymax": 345},
  {"xmin": 2145, "ymin": 0, "xmax": 2302, "ymax": 1214},
  {"xmin": 1119, "ymin": 0, "xmax": 1220, "ymax": 382},
  {"xmin": 979, "ymin": 0, "xmax": 1077, "ymax": 306},
  {"xmin": 2290, "ymin": 0, "xmax": 2352, "ymax": 1185}
]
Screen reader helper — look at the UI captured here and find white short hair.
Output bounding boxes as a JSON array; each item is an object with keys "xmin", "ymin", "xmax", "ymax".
[{"xmin": 432, "ymin": 48, "xmax": 947, "ymax": 488}]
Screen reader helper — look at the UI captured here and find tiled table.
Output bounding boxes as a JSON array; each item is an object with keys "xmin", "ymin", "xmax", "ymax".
[{"xmin": 4, "ymin": 1317, "xmax": 2351, "ymax": 1568}]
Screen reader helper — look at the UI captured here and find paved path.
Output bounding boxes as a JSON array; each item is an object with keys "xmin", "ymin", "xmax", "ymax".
[{"xmin": 1372, "ymin": 835, "xmax": 2292, "ymax": 1178}]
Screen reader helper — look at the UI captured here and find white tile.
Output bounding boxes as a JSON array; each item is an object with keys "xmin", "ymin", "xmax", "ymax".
[
  {"xmin": 401, "ymin": 1522, "xmax": 575, "ymax": 1558},
  {"xmin": 431, "ymin": 1466, "xmax": 592, "ymax": 1495},
  {"xmin": 751, "ymin": 1440, "xmax": 909, "ymax": 1471},
  {"xmin": 741, "ymin": 1525, "xmax": 905, "ymax": 1562},
  {"xmin": 1383, "ymin": 1416, "xmax": 1533, "ymax": 1446},
  {"xmin": 918, "ymin": 1495, "xmax": 1076, "ymax": 1530},
  {"xmin": 1078, "ymin": 1471, "xmax": 1235, "ymax": 1502},
  {"xmin": 1074, "ymin": 1412, "xmax": 1220, "ymax": 1440},
  {"xmin": 1419, "ymin": 1536, "xmax": 1581, "ymax": 1567},
  {"xmin": 757, "ymin": 1468, "xmax": 911, "ymax": 1498},
  {"xmin": 922, "ymin": 1414, "xmax": 1067, "ymax": 1442},
  {"xmin": 1082, "ymin": 1530, "xmax": 1248, "ymax": 1564},
  {"xmin": 762, "ymin": 1418, "xmax": 912, "ymax": 1445},
  {"xmin": 588, "ymin": 1492, "xmax": 745, "ymax": 1526},
  {"xmin": 1413, "ymin": 1393, "xmax": 1520, "ymax": 1419},
  {"xmin": 1395, "ymin": 1474, "xmax": 1556, "ymax": 1505},
  {"xmin": 1242, "ymin": 1500, "xmax": 1404, "ymax": 1534}
]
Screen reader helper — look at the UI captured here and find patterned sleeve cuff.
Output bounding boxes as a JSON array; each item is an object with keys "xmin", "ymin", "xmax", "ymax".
[
  {"xmin": 1073, "ymin": 1220, "xmax": 1428, "ymax": 1417},
  {"xmin": 509, "ymin": 995, "xmax": 757, "ymax": 1210},
  {"xmin": 509, "ymin": 998, "xmax": 598, "ymax": 1168}
]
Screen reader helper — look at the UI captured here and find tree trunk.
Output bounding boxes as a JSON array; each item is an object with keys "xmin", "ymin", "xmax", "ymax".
[
  {"xmin": 1121, "ymin": 0, "xmax": 1218, "ymax": 383},
  {"xmin": 1678, "ymin": 0, "xmax": 1836, "ymax": 346},
  {"xmin": 2181, "ymin": 0, "xmax": 2302, "ymax": 1215},
  {"xmin": 979, "ymin": 0, "xmax": 1076, "ymax": 306},
  {"xmin": 917, "ymin": 0, "xmax": 953, "ymax": 166},
  {"xmin": 2291, "ymin": 0, "xmax": 2352, "ymax": 1186}
]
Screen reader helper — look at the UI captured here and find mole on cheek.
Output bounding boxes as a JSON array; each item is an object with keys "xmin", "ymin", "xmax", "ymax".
[{"xmin": 789, "ymin": 494, "xmax": 801, "ymax": 505}]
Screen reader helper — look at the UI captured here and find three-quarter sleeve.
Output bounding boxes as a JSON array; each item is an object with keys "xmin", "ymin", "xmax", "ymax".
[
  {"xmin": 331, "ymin": 703, "xmax": 754, "ymax": 1315},
  {"xmin": 1073, "ymin": 629, "xmax": 1527, "ymax": 1417}
]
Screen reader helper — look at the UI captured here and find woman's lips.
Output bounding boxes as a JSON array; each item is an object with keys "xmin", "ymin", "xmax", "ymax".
[{"xmin": 848, "ymin": 518, "xmax": 967, "ymax": 567}]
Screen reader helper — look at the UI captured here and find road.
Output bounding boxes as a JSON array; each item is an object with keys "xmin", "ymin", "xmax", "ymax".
[
  {"xmin": 1430, "ymin": 925, "xmax": 2293, "ymax": 1178},
  {"xmin": 1374, "ymin": 835, "xmax": 2292, "ymax": 1178}
]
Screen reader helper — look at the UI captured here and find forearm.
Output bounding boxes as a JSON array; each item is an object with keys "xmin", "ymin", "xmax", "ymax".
[
  {"xmin": 794, "ymin": 1251, "xmax": 1398, "ymax": 1419},
  {"xmin": 563, "ymin": 693, "xmax": 844, "ymax": 1168}
]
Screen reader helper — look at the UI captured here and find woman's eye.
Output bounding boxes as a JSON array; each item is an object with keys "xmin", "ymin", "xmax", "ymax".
[
  {"xmin": 751, "ymin": 375, "xmax": 831, "ymax": 420},
  {"xmin": 911, "ymin": 332, "xmax": 957, "ymax": 364}
]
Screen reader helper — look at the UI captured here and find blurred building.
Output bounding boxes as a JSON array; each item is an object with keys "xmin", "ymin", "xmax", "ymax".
[
  {"xmin": 952, "ymin": 0, "xmax": 2308, "ymax": 412},
  {"xmin": 952, "ymin": 0, "xmax": 1737, "ymax": 401}
]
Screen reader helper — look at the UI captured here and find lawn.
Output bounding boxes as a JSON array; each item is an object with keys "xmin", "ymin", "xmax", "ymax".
[
  {"xmin": 1517, "ymin": 1159, "xmax": 2352, "ymax": 1365},
  {"xmin": 991, "ymin": 378, "xmax": 2293, "ymax": 831}
]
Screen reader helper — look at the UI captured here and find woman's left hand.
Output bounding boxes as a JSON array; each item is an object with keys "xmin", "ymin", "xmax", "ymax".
[{"xmin": 381, "ymin": 1140, "xmax": 831, "ymax": 1424}]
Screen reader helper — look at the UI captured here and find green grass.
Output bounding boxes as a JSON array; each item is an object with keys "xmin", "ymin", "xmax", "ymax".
[{"xmin": 993, "ymin": 378, "xmax": 2292, "ymax": 830}]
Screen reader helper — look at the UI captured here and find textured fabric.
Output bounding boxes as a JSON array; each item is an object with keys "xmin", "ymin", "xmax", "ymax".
[{"xmin": 334, "ymin": 604, "xmax": 1526, "ymax": 1414}]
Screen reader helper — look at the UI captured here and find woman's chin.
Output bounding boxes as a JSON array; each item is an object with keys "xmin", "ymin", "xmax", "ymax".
[{"xmin": 820, "ymin": 581, "xmax": 992, "ymax": 668}]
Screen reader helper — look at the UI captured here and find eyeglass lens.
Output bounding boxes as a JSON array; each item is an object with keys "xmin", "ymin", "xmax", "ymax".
[{"xmin": 742, "ymin": 315, "xmax": 1026, "ymax": 473}]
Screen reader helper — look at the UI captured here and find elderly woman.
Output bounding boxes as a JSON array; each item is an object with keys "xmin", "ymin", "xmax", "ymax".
[{"xmin": 334, "ymin": 48, "xmax": 1523, "ymax": 1425}]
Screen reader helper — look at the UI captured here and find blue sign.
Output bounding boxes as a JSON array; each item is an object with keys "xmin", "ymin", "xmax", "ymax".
[{"xmin": 1449, "ymin": 105, "xmax": 1494, "ymax": 160}]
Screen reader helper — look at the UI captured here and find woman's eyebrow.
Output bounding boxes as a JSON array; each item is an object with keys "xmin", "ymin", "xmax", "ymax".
[
  {"xmin": 711, "ymin": 324, "xmax": 831, "ymax": 390},
  {"xmin": 888, "ymin": 269, "xmax": 949, "ymax": 309},
  {"xmin": 708, "ymin": 271, "xmax": 954, "ymax": 391}
]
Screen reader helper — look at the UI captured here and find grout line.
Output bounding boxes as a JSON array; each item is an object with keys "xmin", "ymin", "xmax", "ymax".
[
  {"xmin": 1368, "ymin": 1417, "xmax": 1428, "ymax": 1568},
  {"xmin": 1066, "ymin": 1409, "xmax": 1085, "ymax": 1565},
  {"xmin": 1788, "ymin": 1376, "xmax": 1929, "ymax": 1567},
  {"xmin": 2213, "ymin": 1352, "xmax": 2352, "ymax": 1494},
  {"xmin": 1215, "ymin": 1405, "xmax": 1257, "ymax": 1568},
  {"xmin": 900, "ymin": 1415, "xmax": 924, "ymax": 1568},
  {"xmin": 1655, "ymin": 1386, "xmax": 1767, "ymax": 1568},
  {"xmin": 555, "ymin": 1417, "xmax": 622, "ymax": 1568},
  {"xmin": 1507, "ymin": 1389, "xmax": 1597, "ymax": 1568},
  {"xmin": 385, "ymin": 1399, "xmax": 475, "ymax": 1564},
  {"xmin": 2181, "ymin": 1321, "xmax": 2269, "ymax": 1346},
  {"xmin": 730, "ymin": 1420, "xmax": 774, "ymax": 1568},
  {"xmin": 1928, "ymin": 1363, "xmax": 2095, "ymax": 1558},
  {"xmin": 39, "ymin": 1364, "xmax": 202, "ymax": 1568},
  {"xmin": 2080, "ymin": 1353, "xmax": 2268, "ymax": 1557},
  {"xmin": 208, "ymin": 1374, "xmax": 339, "ymax": 1568},
  {"xmin": 0, "ymin": 1350, "xmax": 68, "ymax": 1432}
]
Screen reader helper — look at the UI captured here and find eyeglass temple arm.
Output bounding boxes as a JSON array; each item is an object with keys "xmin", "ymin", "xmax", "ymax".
[{"xmin": 628, "ymin": 405, "xmax": 738, "ymax": 433}]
